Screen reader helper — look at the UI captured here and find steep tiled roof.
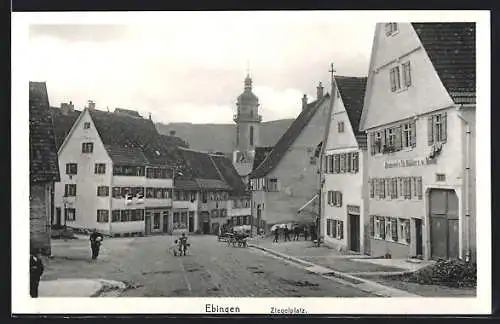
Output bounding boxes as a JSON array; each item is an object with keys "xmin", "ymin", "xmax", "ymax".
[
  {"xmin": 49, "ymin": 107, "xmax": 81, "ymax": 149},
  {"xmin": 89, "ymin": 109, "xmax": 175, "ymax": 167},
  {"xmin": 336, "ymin": 76, "xmax": 368, "ymax": 142},
  {"xmin": 176, "ymin": 148, "xmax": 222, "ymax": 180},
  {"xmin": 412, "ymin": 23, "xmax": 476, "ymax": 104},
  {"xmin": 29, "ymin": 82, "xmax": 60, "ymax": 183},
  {"xmin": 210, "ymin": 154, "xmax": 249, "ymax": 197},
  {"xmin": 114, "ymin": 108, "xmax": 142, "ymax": 118},
  {"xmin": 249, "ymin": 94, "xmax": 330, "ymax": 179},
  {"xmin": 252, "ymin": 146, "xmax": 273, "ymax": 172}
]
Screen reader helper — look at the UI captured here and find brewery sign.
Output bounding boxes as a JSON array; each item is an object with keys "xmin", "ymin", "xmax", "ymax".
[{"xmin": 385, "ymin": 157, "xmax": 437, "ymax": 169}]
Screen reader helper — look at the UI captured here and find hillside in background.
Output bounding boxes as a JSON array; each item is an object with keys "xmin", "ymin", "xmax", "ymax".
[{"xmin": 156, "ymin": 119, "xmax": 294, "ymax": 154}]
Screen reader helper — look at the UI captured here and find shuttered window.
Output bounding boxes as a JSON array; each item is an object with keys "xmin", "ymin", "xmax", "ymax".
[
  {"xmin": 370, "ymin": 132, "xmax": 376, "ymax": 155},
  {"xmin": 369, "ymin": 179, "xmax": 375, "ymax": 198},
  {"xmin": 334, "ymin": 155, "xmax": 340, "ymax": 173},
  {"xmin": 391, "ymin": 218, "xmax": 398, "ymax": 241},
  {"xmin": 326, "ymin": 219, "xmax": 331, "ymax": 236},
  {"xmin": 332, "ymin": 220, "xmax": 337, "ymax": 238},
  {"xmin": 402, "ymin": 61, "xmax": 412, "ymax": 87},
  {"xmin": 428, "ymin": 112, "xmax": 448, "ymax": 145},
  {"xmin": 370, "ymin": 216, "xmax": 375, "ymax": 237},
  {"xmin": 340, "ymin": 154, "xmax": 345, "ymax": 173},
  {"xmin": 394, "ymin": 125, "xmax": 402, "ymax": 151},
  {"xmin": 374, "ymin": 178, "xmax": 379, "ymax": 198},
  {"xmin": 338, "ymin": 221, "xmax": 344, "ymax": 239},
  {"xmin": 417, "ymin": 177, "xmax": 423, "ymax": 200},
  {"xmin": 346, "ymin": 153, "xmax": 352, "ymax": 172},
  {"xmin": 379, "ymin": 178, "xmax": 386, "ymax": 199},
  {"xmin": 352, "ymin": 152, "xmax": 359, "ymax": 172}
]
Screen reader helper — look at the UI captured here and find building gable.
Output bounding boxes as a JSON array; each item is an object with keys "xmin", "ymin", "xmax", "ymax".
[
  {"xmin": 360, "ymin": 23, "xmax": 455, "ymax": 131},
  {"xmin": 58, "ymin": 109, "xmax": 112, "ymax": 165}
]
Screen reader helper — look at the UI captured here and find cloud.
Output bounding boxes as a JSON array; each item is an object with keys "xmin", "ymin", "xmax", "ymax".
[{"xmin": 29, "ymin": 20, "xmax": 375, "ymax": 125}]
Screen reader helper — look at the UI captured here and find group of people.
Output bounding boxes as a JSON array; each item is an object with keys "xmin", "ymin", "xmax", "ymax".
[{"xmin": 272, "ymin": 224, "xmax": 319, "ymax": 243}]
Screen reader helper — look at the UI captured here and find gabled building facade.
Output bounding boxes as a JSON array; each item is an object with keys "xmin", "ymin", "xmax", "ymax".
[
  {"xmin": 359, "ymin": 23, "xmax": 476, "ymax": 261},
  {"xmin": 321, "ymin": 76, "xmax": 369, "ymax": 253},
  {"xmin": 54, "ymin": 107, "xmax": 177, "ymax": 236},
  {"xmin": 29, "ymin": 82, "xmax": 61, "ymax": 255},
  {"xmin": 249, "ymin": 83, "xmax": 331, "ymax": 231}
]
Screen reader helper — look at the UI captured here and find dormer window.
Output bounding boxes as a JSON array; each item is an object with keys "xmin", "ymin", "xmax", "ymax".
[
  {"xmin": 84, "ymin": 122, "xmax": 91, "ymax": 129},
  {"xmin": 385, "ymin": 23, "xmax": 398, "ymax": 36}
]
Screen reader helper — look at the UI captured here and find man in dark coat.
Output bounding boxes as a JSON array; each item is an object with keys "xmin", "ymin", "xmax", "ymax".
[
  {"xmin": 273, "ymin": 227, "xmax": 279, "ymax": 243},
  {"xmin": 30, "ymin": 246, "xmax": 44, "ymax": 298},
  {"xmin": 283, "ymin": 225, "xmax": 291, "ymax": 242},
  {"xmin": 89, "ymin": 229, "xmax": 104, "ymax": 260},
  {"xmin": 303, "ymin": 226, "xmax": 309, "ymax": 241}
]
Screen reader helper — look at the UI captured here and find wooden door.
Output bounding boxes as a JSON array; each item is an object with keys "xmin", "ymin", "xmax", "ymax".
[
  {"xmin": 349, "ymin": 214, "xmax": 360, "ymax": 252},
  {"xmin": 429, "ymin": 189, "xmax": 459, "ymax": 259},
  {"xmin": 415, "ymin": 218, "xmax": 423, "ymax": 257}
]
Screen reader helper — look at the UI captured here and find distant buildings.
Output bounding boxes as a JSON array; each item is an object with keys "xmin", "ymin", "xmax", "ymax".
[
  {"xmin": 359, "ymin": 23, "xmax": 476, "ymax": 261},
  {"xmin": 29, "ymin": 82, "xmax": 60, "ymax": 255}
]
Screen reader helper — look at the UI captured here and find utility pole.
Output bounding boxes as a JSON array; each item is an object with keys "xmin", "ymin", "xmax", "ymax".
[{"xmin": 316, "ymin": 63, "xmax": 336, "ymax": 247}]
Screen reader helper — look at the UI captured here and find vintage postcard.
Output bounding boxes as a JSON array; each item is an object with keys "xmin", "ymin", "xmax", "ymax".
[{"xmin": 12, "ymin": 10, "xmax": 491, "ymax": 315}]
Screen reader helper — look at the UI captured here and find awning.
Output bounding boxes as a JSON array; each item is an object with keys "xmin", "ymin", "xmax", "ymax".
[{"xmin": 297, "ymin": 194, "xmax": 318, "ymax": 213}]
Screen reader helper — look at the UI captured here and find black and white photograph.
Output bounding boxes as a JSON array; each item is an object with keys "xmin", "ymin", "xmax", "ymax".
[{"xmin": 13, "ymin": 10, "xmax": 490, "ymax": 314}]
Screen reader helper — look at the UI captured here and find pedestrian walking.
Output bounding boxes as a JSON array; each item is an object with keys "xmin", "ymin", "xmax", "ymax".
[
  {"xmin": 30, "ymin": 246, "xmax": 44, "ymax": 298},
  {"xmin": 293, "ymin": 226, "xmax": 300, "ymax": 241},
  {"xmin": 303, "ymin": 227, "xmax": 309, "ymax": 241},
  {"xmin": 273, "ymin": 227, "xmax": 279, "ymax": 243},
  {"xmin": 284, "ymin": 225, "xmax": 291, "ymax": 242},
  {"xmin": 89, "ymin": 229, "xmax": 104, "ymax": 260}
]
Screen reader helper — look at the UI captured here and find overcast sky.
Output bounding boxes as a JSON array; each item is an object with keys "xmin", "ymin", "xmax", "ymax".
[{"xmin": 29, "ymin": 19, "xmax": 375, "ymax": 124}]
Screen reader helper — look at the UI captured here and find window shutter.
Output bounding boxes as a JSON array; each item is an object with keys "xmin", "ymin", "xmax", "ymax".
[
  {"xmin": 395, "ymin": 126, "xmax": 402, "ymax": 151},
  {"xmin": 339, "ymin": 221, "xmax": 344, "ymax": 239},
  {"xmin": 370, "ymin": 216, "xmax": 375, "ymax": 237},
  {"xmin": 417, "ymin": 177, "xmax": 423, "ymax": 200},
  {"xmin": 380, "ymin": 218, "xmax": 386, "ymax": 239},
  {"xmin": 390, "ymin": 68, "xmax": 396, "ymax": 92},
  {"xmin": 391, "ymin": 218, "xmax": 398, "ymax": 241},
  {"xmin": 374, "ymin": 178, "xmax": 379, "ymax": 198},
  {"xmin": 380, "ymin": 178, "xmax": 386, "ymax": 198},
  {"xmin": 353, "ymin": 152, "xmax": 359, "ymax": 172},
  {"xmin": 411, "ymin": 120, "xmax": 417, "ymax": 148},
  {"xmin": 382, "ymin": 129, "xmax": 387, "ymax": 150},
  {"xmin": 338, "ymin": 192, "xmax": 343, "ymax": 207},
  {"xmin": 428, "ymin": 116, "xmax": 434, "ymax": 145},
  {"xmin": 385, "ymin": 178, "xmax": 390, "ymax": 199},
  {"xmin": 346, "ymin": 153, "xmax": 352, "ymax": 173},
  {"xmin": 441, "ymin": 112, "xmax": 447, "ymax": 143},
  {"xmin": 369, "ymin": 179, "xmax": 374, "ymax": 198},
  {"xmin": 326, "ymin": 219, "xmax": 331, "ymax": 236},
  {"xmin": 393, "ymin": 178, "xmax": 398, "ymax": 198},
  {"xmin": 332, "ymin": 220, "xmax": 337, "ymax": 238},
  {"xmin": 370, "ymin": 132, "xmax": 375, "ymax": 155},
  {"xmin": 405, "ymin": 221, "xmax": 411, "ymax": 243},
  {"xmin": 330, "ymin": 155, "xmax": 334, "ymax": 173},
  {"xmin": 340, "ymin": 154, "xmax": 345, "ymax": 173}
]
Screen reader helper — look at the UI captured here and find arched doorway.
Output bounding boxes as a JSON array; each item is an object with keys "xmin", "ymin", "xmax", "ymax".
[{"xmin": 429, "ymin": 189, "xmax": 459, "ymax": 259}]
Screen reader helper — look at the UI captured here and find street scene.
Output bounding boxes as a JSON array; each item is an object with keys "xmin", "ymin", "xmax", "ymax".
[{"xmin": 26, "ymin": 15, "xmax": 478, "ymax": 302}]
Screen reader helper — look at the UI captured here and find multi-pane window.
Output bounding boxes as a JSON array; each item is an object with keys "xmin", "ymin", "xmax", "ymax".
[
  {"xmin": 334, "ymin": 155, "xmax": 340, "ymax": 173},
  {"xmin": 112, "ymin": 187, "xmax": 122, "ymax": 198},
  {"xmin": 66, "ymin": 163, "xmax": 77, "ymax": 175},
  {"xmin": 97, "ymin": 210, "xmax": 109, "ymax": 223},
  {"xmin": 428, "ymin": 112, "xmax": 447, "ymax": 145},
  {"xmin": 113, "ymin": 165, "xmax": 145, "ymax": 176},
  {"xmin": 97, "ymin": 186, "xmax": 109, "ymax": 197},
  {"xmin": 82, "ymin": 142, "xmax": 94, "ymax": 153},
  {"xmin": 385, "ymin": 22, "xmax": 398, "ymax": 36},
  {"xmin": 371, "ymin": 119, "xmax": 416, "ymax": 155},
  {"xmin": 116, "ymin": 209, "xmax": 145, "ymax": 222},
  {"xmin": 327, "ymin": 191, "xmax": 343, "ymax": 207},
  {"xmin": 65, "ymin": 208, "xmax": 76, "ymax": 221},
  {"xmin": 94, "ymin": 163, "xmax": 106, "ymax": 174},
  {"xmin": 338, "ymin": 121, "xmax": 345, "ymax": 133},
  {"xmin": 326, "ymin": 219, "xmax": 344, "ymax": 239},
  {"xmin": 64, "ymin": 184, "xmax": 77, "ymax": 196},
  {"xmin": 390, "ymin": 61, "xmax": 411, "ymax": 92},
  {"xmin": 267, "ymin": 178, "xmax": 279, "ymax": 192},
  {"xmin": 328, "ymin": 155, "xmax": 334, "ymax": 173},
  {"xmin": 339, "ymin": 154, "xmax": 345, "ymax": 173},
  {"xmin": 146, "ymin": 167, "xmax": 169, "ymax": 179},
  {"xmin": 83, "ymin": 122, "xmax": 91, "ymax": 129},
  {"xmin": 371, "ymin": 216, "xmax": 410, "ymax": 245}
]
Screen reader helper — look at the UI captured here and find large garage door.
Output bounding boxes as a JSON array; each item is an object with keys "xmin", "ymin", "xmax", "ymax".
[{"xmin": 429, "ymin": 189, "xmax": 459, "ymax": 259}]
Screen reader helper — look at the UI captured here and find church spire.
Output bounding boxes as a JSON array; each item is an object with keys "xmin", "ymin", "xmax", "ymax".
[{"xmin": 244, "ymin": 73, "xmax": 252, "ymax": 91}]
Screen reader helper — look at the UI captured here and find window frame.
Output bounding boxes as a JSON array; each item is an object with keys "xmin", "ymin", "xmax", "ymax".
[
  {"xmin": 81, "ymin": 142, "xmax": 94, "ymax": 153},
  {"xmin": 94, "ymin": 163, "xmax": 106, "ymax": 174},
  {"xmin": 65, "ymin": 163, "xmax": 78, "ymax": 175}
]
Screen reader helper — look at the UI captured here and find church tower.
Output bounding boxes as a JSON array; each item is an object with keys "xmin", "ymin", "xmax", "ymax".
[{"xmin": 233, "ymin": 73, "xmax": 262, "ymax": 163}]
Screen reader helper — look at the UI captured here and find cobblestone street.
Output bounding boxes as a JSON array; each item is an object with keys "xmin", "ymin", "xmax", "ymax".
[{"xmin": 42, "ymin": 235, "xmax": 375, "ymax": 297}]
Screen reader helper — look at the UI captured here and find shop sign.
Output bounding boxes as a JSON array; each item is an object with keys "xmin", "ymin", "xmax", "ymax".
[{"xmin": 385, "ymin": 157, "xmax": 437, "ymax": 169}]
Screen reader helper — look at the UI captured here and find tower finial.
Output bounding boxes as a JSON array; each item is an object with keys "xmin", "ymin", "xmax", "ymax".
[{"xmin": 246, "ymin": 60, "xmax": 250, "ymax": 77}]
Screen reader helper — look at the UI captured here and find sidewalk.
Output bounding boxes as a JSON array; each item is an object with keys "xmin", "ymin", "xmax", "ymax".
[
  {"xmin": 250, "ymin": 239, "xmax": 410, "ymax": 274},
  {"xmin": 39, "ymin": 278, "xmax": 127, "ymax": 297},
  {"xmin": 249, "ymin": 239, "xmax": 476, "ymax": 297}
]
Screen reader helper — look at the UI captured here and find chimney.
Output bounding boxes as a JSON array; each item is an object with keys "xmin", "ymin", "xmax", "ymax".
[
  {"xmin": 169, "ymin": 130, "xmax": 176, "ymax": 136},
  {"xmin": 316, "ymin": 82, "xmax": 324, "ymax": 100},
  {"xmin": 302, "ymin": 94, "xmax": 308, "ymax": 111}
]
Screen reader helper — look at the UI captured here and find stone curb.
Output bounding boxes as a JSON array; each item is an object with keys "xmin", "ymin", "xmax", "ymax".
[
  {"xmin": 248, "ymin": 244, "xmax": 419, "ymax": 298},
  {"xmin": 348, "ymin": 271, "xmax": 415, "ymax": 277}
]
